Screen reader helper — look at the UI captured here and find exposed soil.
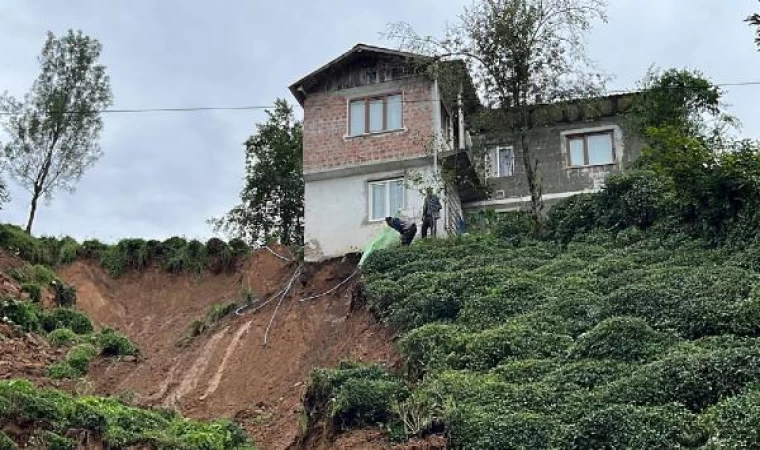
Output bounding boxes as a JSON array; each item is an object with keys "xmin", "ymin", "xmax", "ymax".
[{"xmin": 59, "ymin": 248, "xmax": 401, "ymax": 450}]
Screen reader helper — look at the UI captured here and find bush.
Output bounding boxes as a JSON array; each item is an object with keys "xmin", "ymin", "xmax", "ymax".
[
  {"xmin": 97, "ymin": 328, "xmax": 137, "ymax": 357},
  {"xmin": 446, "ymin": 407, "xmax": 560, "ymax": 450},
  {"xmin": 0, "ymin": 379, "xmax": 255, "ymax": 449},
  {"xmin": 703, "ymin": 387, "xmax": 760, "ymax": 448},
  {"xmin": 0, "ymin": 298, "xmax": 40, "ymax": 332},
  {"xmin": 545, "ymin": 194, "xmax": 599, "ymax": 244},
  {"xmin": 462, "ymin": 324, "xmax": 572, "ymax": 371},
  {"xmin": 568, "ymin": 405, "xmax": 706, "ymax": 449},
  {"xmin": 20, "ymin": 283, "xmax": 41, "ymax": 303},
  {"xmin": 53, "ymin": 282, "xmax": 76, "ymax": 307},
  {"xmin": 57, "ymin": 238, "xmax": 81, "ymax": 265},
  {"xmin": 66, "ymin": 343, "xmax": 98, "ymax": 374},
  {"xmin": 48, "ymin": 328, "xmax": 78, "ymax": 347},
  {"xmin": 0, "ymin": 431, "xmax": 17, "ymax": 450},
  {"xmin": 47, "ymin": 362, "xmax": 80, "ymax": 380},
  {"xmin": 32, "ymin": 265, "xmax": 56, "ymax": 285},
  {"xmin": 568, "ymin": 317, "xmax": 675, "ymax": 362},
  {"xmin": 100, "ymin": 246, "xmax": 126, "ymax": 278},
  {"xmin": 80, "ymin": 239, "xmax": 107, "ymax": 259},
  {"xmin": 0, "ymin": 224, "xmax": 49, "ymax": 264},
  {"xmin": 332, "ymin": 378, "xmax": 408, "ymax": 429},
  {"xmin": 458, "ymin": 278, "xmax": 547, "ymax": 329},
  {"xmin": 41, "ymin": 309, "xmax": 93, "ymax": 335},
  {"xmin": 397, "ymin": 324, "xmax": 465, "ymax": 378},
  {"xmin": 594, "ymin": 170, "xmax": 668, "ymax": 231}
]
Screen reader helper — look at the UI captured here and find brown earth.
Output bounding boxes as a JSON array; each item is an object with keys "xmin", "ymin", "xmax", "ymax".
[{"xmin": 58, "ymin": 248, "xmax": 402, "ymax": 450}]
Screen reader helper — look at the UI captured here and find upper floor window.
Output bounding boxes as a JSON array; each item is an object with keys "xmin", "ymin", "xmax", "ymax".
[
  {"xmin": 567, "ymin": 130, "xmax": 615, "ymax": 167},
  {"xmin": 349, "ymin": 93, "xmax": 402, "ymax": 136}
]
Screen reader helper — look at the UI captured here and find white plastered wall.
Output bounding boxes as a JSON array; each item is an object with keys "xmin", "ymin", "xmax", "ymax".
[{"xmin": 304, "ymin": 165, "xmax": 448, "ymax": 262}]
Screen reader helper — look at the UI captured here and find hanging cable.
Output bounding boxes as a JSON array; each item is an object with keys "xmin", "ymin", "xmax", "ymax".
[
  {"xmin": 299, "ymin": 269, "xmax": 359, "ymax": 303},
  {"xmin": 263, "ymin": 265, "xmax": 302, "ymax": 347}
]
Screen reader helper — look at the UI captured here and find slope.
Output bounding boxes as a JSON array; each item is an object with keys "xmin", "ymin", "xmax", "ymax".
[{"xmin": 59, "ymin": 248, "xmax": 397, "ymax": 450}]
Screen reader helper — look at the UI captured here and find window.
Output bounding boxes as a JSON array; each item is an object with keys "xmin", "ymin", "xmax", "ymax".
[
  {"xmin": 567, "ymin": 131, "xmax": 615, "ymax": 167},
  {"xmin": 486, "ymin": 146, "xmax": 515, "ymax": 178},
  {"xmin": 368, "ymin": 179, "xmax": 404, "ymax": 221},
  {"xmin": 349, "ymin": 93, "xmax": 403, "ymax": 136}
]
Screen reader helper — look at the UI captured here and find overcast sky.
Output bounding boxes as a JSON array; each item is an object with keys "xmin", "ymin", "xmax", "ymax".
[{"xmin": 0, "ymin": 1, "xmax": 758, "ymax": 242}]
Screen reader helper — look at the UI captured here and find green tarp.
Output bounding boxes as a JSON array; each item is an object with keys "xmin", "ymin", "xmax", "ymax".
[{"xmin": 358, "ymin": 226, "xmax": 400, "ymax": 267}]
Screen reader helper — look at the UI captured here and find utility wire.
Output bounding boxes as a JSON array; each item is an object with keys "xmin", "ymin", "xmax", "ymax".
[{"xmin": 0, "ymin": 80, "xmax": 758, "ymax": 116}]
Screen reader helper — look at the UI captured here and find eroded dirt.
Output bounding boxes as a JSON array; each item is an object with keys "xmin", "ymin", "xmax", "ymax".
[{"xmin": 59, "ymin": 249, "xmax": 399, "ymax": 450}]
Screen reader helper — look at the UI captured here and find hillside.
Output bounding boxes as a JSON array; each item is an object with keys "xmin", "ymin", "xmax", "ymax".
[{"xmin": 299, "ymin": 169, "xmax": 760, "ymax": 449}]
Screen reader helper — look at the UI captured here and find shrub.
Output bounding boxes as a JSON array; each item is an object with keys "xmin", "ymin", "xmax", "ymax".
[
  {"xmin": 594, "ymin": 170, "xmax": 668, "ymax": 231},
  {"xmin": 568, "ymin": 317, "xmax": 675, "ymax": 362},
  {"xmin": 53, "ymin": 282, "xmax": 77, "ymax": 307},
  {"xmin": 332, "ymin": 378, "xmax": 408, "ymax": 429},
  {"xmin": 41, "ymin": 309, "xmax": 93, "ymax": 335},
  {"xmin": 462, "ymin": 324, "xmax": 573, "ymax": 371},
  {"xmin": 48, "ymin": 328, "xmax": 78, "ymax": 347},
  {"xmin": 492, "ymin": 359, "xmax": 560, "ymax": 384},
  {"xmin": 57, "ymin": 238, "xmax": 81, "ymax": 265},
  {"xmin": 0, "ymin": 224, "xmax": 48, "ymax": 264},
  {"xmin": 100, "ymin": 247, "xmax": 126, "ymax": 278},
  {"xmin": 32, "ymin": 265, "xmax": 56, "ymax": 285},
  {"xmin": 206, "ymin": 238, "xmax": 234, "ymax": 273},
  {"xmin": 0, "ymin": 298, "xmax": 40, "ymax": 332},
  {"xmin": 458, "ymin": 278, "xmax": 547, "ymax": 329},
  {"xmin": 47, "ymin": 362, "xmax": 80, "ymax": 380},
  {"xmin": 80, "ymin": 239, "xmax": 107, "ymax": 259},
  {"xmin": 446, "ymin": 406, "xmax": 560, "ymax": 450},
  {"xmin": 97, "ymin": 328, "xmax": 137, "ymax": 357},
  {"xmin": 397, "ymin": 324, "xmax": 465, "ymax": 378},
  {"xmin": 703, "ymin": 387, "xmax": 760, "ymax": 448},
  {"xmin": 20, "ymin": 283, "xmax": 41, "ymax": 303},
  {"xmin": 0, "ymin": 431, "xmax": 17, "ymax": 450},
  {"xmin": 545, "ymin": 193, "xmax": 599, "ymax": 244},
  {"xmin": 66, "ymin": 343, "xmax": 98, "ymax": 374},
  {"xmin": 568, "ymin": 405, "xmax": 706, "ymax": 449}
]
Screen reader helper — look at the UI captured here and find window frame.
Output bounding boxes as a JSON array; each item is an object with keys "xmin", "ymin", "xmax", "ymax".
[
  {"xmin": 367, "ymin": 178, "xmax": 405, "ymax": 222},
  {"xmin": 566, "ymin": 130, "xmax": 616, "ymax": 168},
  {"xmin": 348, "ymin": 92, "xmax": 404, "ymax": 137},
  {"xmin": 495, "ymin": 146, "xmax": 515, "ymax": 178}
]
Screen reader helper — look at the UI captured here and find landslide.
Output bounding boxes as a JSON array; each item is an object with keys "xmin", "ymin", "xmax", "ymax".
[{"xmin": 59, "ymin": 248, "xmax": 397, "ymax": 450}]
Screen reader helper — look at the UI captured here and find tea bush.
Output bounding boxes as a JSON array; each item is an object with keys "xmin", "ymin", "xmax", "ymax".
[
  {"xmin": 41, "ymin": 308, "xmax": 93, "ymax": 335},
  {"xmin": 20, "ymin": 283, "xmax": 41, "ymax": 303},
  {"xmin": 48, "ymin": 328, "xmax": 78, "ymax": 347},
  {"xmin": 0, "ymin": 431, "xmax": 17, "ymax": 450},
  {"xmin": 0, "ymin": 379, "xmax": 255, "ymax": 449},
  {"xmin": 97, "ymin": 328, "xmax": 137, "ymax": 357},
  {"xmin": 66, "ymin": 343, "xmax": 98, "ymax": 374},
  {"xmin": 351, "ymin": 204, "xmax": 760, "ymax": 448}
]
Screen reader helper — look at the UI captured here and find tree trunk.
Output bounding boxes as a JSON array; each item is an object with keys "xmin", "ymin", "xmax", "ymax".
[{"xmin": 25, "ymin": 189, "xmax": 41, "ymax": 234}]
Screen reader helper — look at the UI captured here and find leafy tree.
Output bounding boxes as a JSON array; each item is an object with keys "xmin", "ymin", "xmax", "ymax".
[
  {"xmin": 0, "ymin": 30, "xmax": 113, "ymax": 233},
  {"xmin": 629, "ymin": 68, "xmax": 737, "ymax": 146},
  {"xmin": 748, "ymin": 6, "xmax": 760, "ymax": 49},
  {"xmin": 211, "ymin": 99, "xmax": 303, "ymax": 247},
  {"xmin": 386, "ymin": 0, "xmax": 608, "ymax": 233}
]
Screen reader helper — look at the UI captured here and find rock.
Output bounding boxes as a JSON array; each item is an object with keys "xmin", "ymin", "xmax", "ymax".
[{"xmin": 123, "ymin": 356, "xmax": 137, "ymax": 363}]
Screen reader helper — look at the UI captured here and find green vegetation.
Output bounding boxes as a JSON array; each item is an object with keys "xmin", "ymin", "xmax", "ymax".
[
  {"xmin": 47, "ymin": 328, "xmax": 77, "ymax": 347},
  {"xmin": 0, "ymin": 224, "xmax": 250, "ymax": 278},
  {"xmin": 0, "ymin": 379, "xmax": 254, "ymax": 449},
  {"xmin": 310, "ymin": 135, "xmax": 760, "ymax": 448},
  {"xmin": 186, "ymin": 301, "xmax": 240, "ymax": 342}
]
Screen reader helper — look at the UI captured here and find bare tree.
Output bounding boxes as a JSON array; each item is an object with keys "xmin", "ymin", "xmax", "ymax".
[
  {"xmin": 1, "ymin": 30, "xmax": 112, "ymax": 233},
  {"xmin": 386, "ymin": 0, "xmax": 607, "ymax": 232}
]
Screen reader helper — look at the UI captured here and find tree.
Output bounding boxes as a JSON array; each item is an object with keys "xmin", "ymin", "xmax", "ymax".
[
  {"xmin": 211, "ymin": 99, "xmax": 304, "ymax": 247},
  {"xmin": 628, "ymin": 68, "xmax": 737, "ymax": 146},
  {"xmin": 0, "ymin": 30, "xmax": 112, "ymax": 233},
  {"xmin": 748, "ymin": 5, "xmax": 760, "ymax": 49},
  {"xmin": 386, "ymin": 0, "xmax": 608, "ymax": 233}
]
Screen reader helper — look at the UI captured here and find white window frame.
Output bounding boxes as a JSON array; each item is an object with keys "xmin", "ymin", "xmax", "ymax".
[
  {"xmin": 486, "ymin": 146, "xmax": 515, "ymax": 178},
  {"xmin": 561, "ymin": 126, "xmax": 621, "ymax": 168},
  {"xmin": 368, "ymin": 178, "xmax": 405, "ymax": 222}
]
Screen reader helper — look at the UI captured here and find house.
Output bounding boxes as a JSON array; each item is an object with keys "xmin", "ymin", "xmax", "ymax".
[{"xmin": 289, "ymin": 44, "xmax": 645, "ymax": 262}]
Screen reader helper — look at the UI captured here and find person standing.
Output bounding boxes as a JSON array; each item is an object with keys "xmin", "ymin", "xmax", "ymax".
[{"xmin": 421, "ymin": 187, "xmax": 442, "ymax": 238}]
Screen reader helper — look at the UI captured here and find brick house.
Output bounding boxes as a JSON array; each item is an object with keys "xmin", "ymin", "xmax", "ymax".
[{"xmin": 289, "ymin": 44, "xmax": 644, "ymax": 262}]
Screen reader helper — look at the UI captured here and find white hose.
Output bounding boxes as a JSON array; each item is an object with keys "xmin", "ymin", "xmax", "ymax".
[{"xmin": 299, "ymin": 269, "xmax": 359, "ymax": 302}]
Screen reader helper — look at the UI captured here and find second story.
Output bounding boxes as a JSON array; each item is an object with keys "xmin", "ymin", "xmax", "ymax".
[{"xmin": 289, "ymin": 44, "xmax": 465, "ymax": 176}]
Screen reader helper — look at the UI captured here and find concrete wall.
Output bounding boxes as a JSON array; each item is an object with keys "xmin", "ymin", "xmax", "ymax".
[
  {"xmin": 465, "ymin": 117, "xmax": 645, "ymax": 212},
  {"xmin": 304, "ymin": 163, "xmax": 449, "ymax": 262}
]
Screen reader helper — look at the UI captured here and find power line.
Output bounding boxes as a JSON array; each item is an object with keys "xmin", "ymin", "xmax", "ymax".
[{"xmin": 0, "ymin": 80, "xmax": 758, "ymax": 116}]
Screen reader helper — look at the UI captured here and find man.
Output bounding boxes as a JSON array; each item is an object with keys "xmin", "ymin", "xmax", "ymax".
[
  {"xmin": 385, "ymin": 216, "xmax": 417, "ymax": 246},
  {"xmin": 421, "ymin": 187, "xmax": 442, "ymax": 239}
]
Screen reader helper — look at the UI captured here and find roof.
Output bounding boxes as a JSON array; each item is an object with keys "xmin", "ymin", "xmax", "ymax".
[{"xmin": 288, "ymin": 43, "xmax": 429, "ymax": 106}]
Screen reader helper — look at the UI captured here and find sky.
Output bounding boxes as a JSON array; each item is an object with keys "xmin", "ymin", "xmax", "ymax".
[{"xmin": 0, "ymin": 1, "xmax": 758, "ymax": 243}]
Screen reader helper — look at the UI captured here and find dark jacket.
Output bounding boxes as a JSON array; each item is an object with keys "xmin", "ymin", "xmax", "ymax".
[
  {"xmin": 423, "ymin": 195, "xmax": 442, "ymax": 218},
  {"xmin": 388, "ymin": 217, "xmax": 413, "ymax": 234}
]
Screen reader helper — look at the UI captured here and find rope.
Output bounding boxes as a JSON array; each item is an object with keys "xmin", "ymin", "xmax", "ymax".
[
  {"xmin": 263, "ymin": 265, "xmax": 302, "ymax": 347},
  {"xmin": 263, "ymin": 246, "xmax": 293, "ymax": 263},
  {"xmin": 299, "ymin": 269, "xmax": 359, "ymax": 303}
]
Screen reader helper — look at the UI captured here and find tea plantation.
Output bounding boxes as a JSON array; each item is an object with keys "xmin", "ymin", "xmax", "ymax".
[{"xmin": 305, "ymin": 169, "xmax": 760, "ymax": 449}]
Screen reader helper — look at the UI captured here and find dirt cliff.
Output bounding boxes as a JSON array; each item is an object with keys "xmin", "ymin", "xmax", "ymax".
[{"xmin": 59, "ymin": 249, "xmax": 399, "ymax": 450}]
